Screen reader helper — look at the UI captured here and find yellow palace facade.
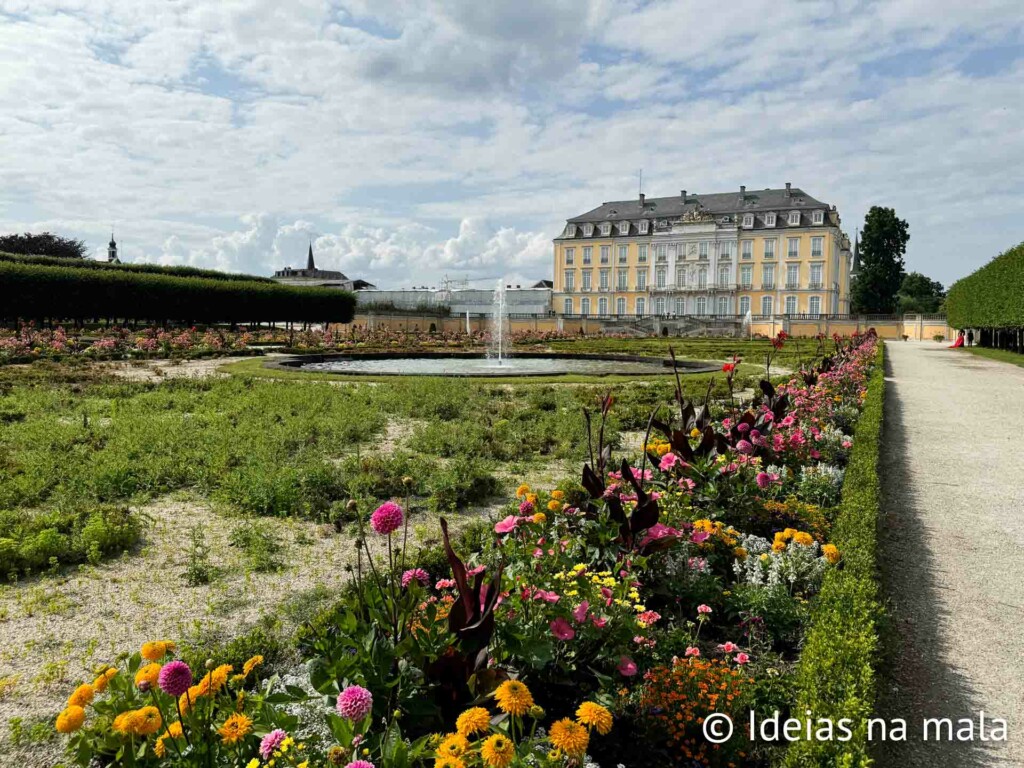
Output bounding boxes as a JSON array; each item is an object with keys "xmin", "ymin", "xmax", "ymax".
[{"xmin": 552, "ymin": 184, "xmax": 852, "ymax": 319}]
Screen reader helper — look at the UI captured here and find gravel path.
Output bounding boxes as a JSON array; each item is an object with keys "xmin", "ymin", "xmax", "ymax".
[{"xmin": 876, "ymin": 343, "xmax": 1024, "ymax": 767}]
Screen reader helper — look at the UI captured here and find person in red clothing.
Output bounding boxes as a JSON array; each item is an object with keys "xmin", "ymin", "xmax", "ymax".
[{"xmin": 949, "ymin": 330, "xmax": 965, "ymax": 348}]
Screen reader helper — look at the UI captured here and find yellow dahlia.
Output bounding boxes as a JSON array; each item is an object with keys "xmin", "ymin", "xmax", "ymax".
[
  {"xmin": 67, "ymin": 683, "xmax": 95, "ymax": 708},
  {"xmin": 480, "ymin": 733, "xmax": 515, "ymax": 767},
  {"xmin": 793, "ymin": 531, "xmax": 814, "ymax": 547},
  {"xmin": 218, "ymin": 712, "xmax": 253, "ymax": 744},
  {"xmin": 455, "ymin": 706, "xmax": 491, "ymax": 737},
  {"xmin": 822, "ymin": 543, "xmax": 841, "ymax": 564},
  {"xmin": 436, "ymin": 732, "xmax": 470, "ymax": 757},
  {"xmin": 434, "ymin": 758, "xmax": 465, "ymax": 768},
  {"xmin": 515, "ymin": 484, "xmax": 530, "ymax": 498},
  {"xmin": 154, "ymin": 722, "xmax": 183, "ymax": 758},
  {"xmin": 135, "ymin": 663, "xmax": 162, "ymax": 689},
  {"xmin": 242, "ymin": 654, "xmax": 263, "ymax": 677},
  {"xmin": 56, "ymin": 705, "xmax": 85, "ymax": 734},
  {"xmin": 140, "ymin": 641, "xmax": 175, "ymax": 662},
  {"xmin": 550, "ymin": 490, "xmax": 564, "ymax": 500},
  {"xmin": 575, "ymin": 701, "xmax": 613, "ymax": 735},
  {"xmin": 132, "ymin": 706, "xmax": 163, "ymax": 736},
  {"xmin": 549, "ymin": 717, "xmax": 589, "ymax": 757},
  {"xmin": 493, "ymin": 680, "xmax": 533, "ymax": 717}
]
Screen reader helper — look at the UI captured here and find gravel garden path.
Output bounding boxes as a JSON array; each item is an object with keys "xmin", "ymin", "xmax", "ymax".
[{"xmin": 877, "ymin": 342, "xmax": 1024, "ymax": 767}]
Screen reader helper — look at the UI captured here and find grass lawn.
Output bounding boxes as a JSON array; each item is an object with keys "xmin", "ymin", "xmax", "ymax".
[{"xmin": 964, "ymin": 346, "xmax": 1024, "ymax": 368}]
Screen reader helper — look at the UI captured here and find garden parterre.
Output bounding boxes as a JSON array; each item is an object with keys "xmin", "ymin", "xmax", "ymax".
[{"xmin": 40, "ymin": 331, "xmax": 882, "ymax": 767}]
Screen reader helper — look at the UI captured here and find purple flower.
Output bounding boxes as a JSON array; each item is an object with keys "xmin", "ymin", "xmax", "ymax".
[
  {"xmin": 370, "ymin": 502, "xmax": 403, "ymax": 535},
  {"xmin": 735, "ymin": 439, "xmax": 754, "ymax": 455},
  {"xmin": 260, "ymin": 729, "xmax": 287, "ymax": 759},
  {"xmin": 401, "ymin": 568, "xmax": 429, "ymax": 588},
  {"xmin": 345, "ymin": 762, "xmax": 376, "ymax": 768},
  {"xmin": 337, "ymin": 685, "xmax": 373, "ymax": 721},
  {"xmin": 518, "ymin": 500, "xmax": 534, "ymax": 515},
  {"xmin": 157, "ymin": 660, "xmax": 192, "ymax": 697}
]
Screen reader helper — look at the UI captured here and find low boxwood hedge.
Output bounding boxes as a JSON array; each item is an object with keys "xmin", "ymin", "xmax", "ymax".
[{"xmin": 782, "ymin": 342, "xmax": 885, "ymax": 767}]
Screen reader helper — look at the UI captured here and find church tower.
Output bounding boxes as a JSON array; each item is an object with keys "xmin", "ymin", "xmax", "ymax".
[
  {"xmin": 107, "ymin": 232, "xmax": 120, "ymax": 263},
  {"xmin": 306, "ymin": 241, "xmax": 315, "ymax": 272}
]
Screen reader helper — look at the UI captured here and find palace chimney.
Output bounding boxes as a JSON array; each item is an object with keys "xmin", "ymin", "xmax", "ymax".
[
  {"xmin": 784, "ymin": 182, "xmax": 791, "ymax": 198},
  {"xmin": 680, "ymin": 189, "xmax": 687, "ymax": 202}
]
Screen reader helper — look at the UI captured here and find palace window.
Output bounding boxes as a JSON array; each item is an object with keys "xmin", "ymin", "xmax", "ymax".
[
  {"xmin": 761, "ymin": 295, "xmax": 773, "ymax": 316},
  {"xmin": 617, "ymin": 269, "xmax": 628, "ymax": 290},
  {"xmin": 655, "ymin": 297, "xmax": 666, "ymax": 315},
  {"xmin": 563, "ymin": 297, "xmax": 573, "ymax": 314},
  {"xmin": 598, "ymin": 297, "xmax": 608, "ymax": 316},
  {"xmin": 583, "ymin": 223, "xmax": 593, "ymax": 237},
  {"xmin": 699, "ymin": 241, "xmax": 709, "ymax": 259},
  {"xmin": 656, "ymin": 267, "xmax": 667, "ymax": 288},
  {"xmin": 718, "ymin": 264, "xmax": 730, "ymax": 287},
  {"xmin": 765, "ymin": 212, "xmax": 777, "ymax": 226},
  {"xmin": 599, "ymin": 269, "xmax": 610, "ymax": 290},
  {"xmin": 581, "ymin": 270, "xmax": 592, "ymax": 290},
  {"xmin": 636, "ymin": 269, "xmax": 647, "ymax": 290},
  {"xmin": 674, "ymin": 297, "xmax": 685, "ymax": 315},
  {"xmin": 787, "ymin": 238, "xmax": 800, "ymax": 258},
  {"xmin": 618, "ymin": 245, "xmax": 629, "ymax": 263},
  {"xmin": 636, "ymin": 297, "xmax": 645, "ymax": 315},
  {"xmin": 565, "ymin": 247, "xmax": 574, "ymax": 265},
  {"xmin": 696, "ymin": 296, "xmax": 708, "ymax": 315},
  {"xmin": 742, "ymin": 240, "xmax": 752, "ymax": 259},
  {"xmin": 762, "ymin": 263, "xmax": 775, "ymax": 288},
  {"xmin": 812, "ymin": 210, "xmax": 824, "ymax": 225},
  {"xmin": 808, "ymin": 295, "xmax": 821, "ymax": 317},
  {"xmin": 764, "ymin": 239, "xmax": 775, "ymax": 259},
  {"xmin": 600, "ymin": 245, "xmax": 610, "ymax": 264},
  {"xmin": 616, "ymin": 297, "xmax": 626, "ymax": 315},
  {"xmin": 717, "ymin": 296, "xmax": 729, "ymax": 315},
  {"xmin": 785, "ymin": 295, "xmax": 798, "ymax": 315},
  {"xmin": 740, "ymin": 265, "xmax": 752, "ymax": 287},
  {"xmin": 637, "ymin": 244, "xmax": 648, "ymax": 263},
  {"xmin": 720, "ymin": 241, "xmax": 735, "ymax": 259},
  {"xmin": 565, "ymin": 223, "xmax": 576, "ymax": 237},
  {"xmin": 742, "ymin": 213, "xmax": 754, "ymax": 228},
  {"xmin": 811, "ymin": 236, "xmax": 823, "ymax": 257},
  {"xmin": 600, "ymin": 222, "xmax": 611, "ymax": 236},
  {"xmin": 676, "ymin": 267, "xmax": 686, "ymax": 287},
  {"xmin": 739, "ymin": 296, "xmax": 751, "ymax": 315},
  {"xmin": 563, "ymin": 270, "xmax": 575, "ymax": 291},
  {"xmin": 582, "ymin": 246, "xmax": 592, "ymax": 264},
  {"xmin": 581, "ymin": 297, "xmax": 591, "ymax": 315},
  {"xmin": 639, "ymin": 220, "xmax": 649, "ymax": 234},
  {"xmin": 810, "ymin": 263, "xmax": 823, "ymax": 288},
  {"xmin": 657, "ymin": 244, "xmax": 667, "ymax": 262},
  {"xmin": 787, "ymin": 264, "xmax": 800, "ymax": 288},
  {"xmin": 698, "ymin": 267, "xmax": 708, "ymax": 288},
  {"xmin": 788, "ymin": 211, "xmax": 800, "ymax": 225},
  {"xmin": 618, "ymin": 221, "xmax": 629, "ymax": 235}
]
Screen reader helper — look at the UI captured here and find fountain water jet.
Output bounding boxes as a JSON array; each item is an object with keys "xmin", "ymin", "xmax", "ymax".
[{"xmin": 488, "ymin": 280, "xmax": 508, "ymax": 365}]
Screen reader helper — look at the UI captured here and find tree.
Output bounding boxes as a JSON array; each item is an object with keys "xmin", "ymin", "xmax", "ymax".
[
  {"xmin": 897, "ymin": 272, "xmax": 945, "ymax": 314},
  {"xmin": 851, "ymin": 206, "xmax": 910, "ymax": 314},
  {"xmin": 0, "ymin": 231, "xmax": 88, "ymax": 260}
]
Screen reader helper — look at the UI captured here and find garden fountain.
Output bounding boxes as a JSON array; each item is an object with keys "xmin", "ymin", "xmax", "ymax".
[{"xmin": 488, "ymin": 279, "xmax": 507, "ymax": 365}]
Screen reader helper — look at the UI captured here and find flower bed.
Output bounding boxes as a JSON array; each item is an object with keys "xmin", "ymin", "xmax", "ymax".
[{"xmin": 51, "ymin": 333, "xmax": 881, "ymax": 767}]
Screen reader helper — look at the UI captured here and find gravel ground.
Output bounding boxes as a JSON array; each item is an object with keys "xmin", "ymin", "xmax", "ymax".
[{"xmin": 876, "ymin": 342, "xmax": 1024, "ymax": 767}]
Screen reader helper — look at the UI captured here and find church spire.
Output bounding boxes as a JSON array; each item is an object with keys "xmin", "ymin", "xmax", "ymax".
[
  {"xmin": 851, "ymin": 228, "xmax": 860, "ymax": 275},
  {"xmin": 306, "ymin": 241, "xmax": 315, "ymax": 271}
]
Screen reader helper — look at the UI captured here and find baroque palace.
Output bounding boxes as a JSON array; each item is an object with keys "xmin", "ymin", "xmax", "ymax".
[{"xmin": 552, "ymin": 184, "xmax": 853, "ymax": 320}]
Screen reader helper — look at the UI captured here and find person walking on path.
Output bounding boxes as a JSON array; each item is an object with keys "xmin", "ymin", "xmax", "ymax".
[{"xmin": 967, "ymin": 329, "xmax": 974, "ymax": 347}]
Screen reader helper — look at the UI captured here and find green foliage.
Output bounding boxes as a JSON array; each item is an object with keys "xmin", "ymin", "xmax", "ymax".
[
  {"xmin": 0, "ymin": 232, "xmax": 88, "ymax": 259},
  {"xmin": 897, "ymin": 271, "xmax": 945, "ymax": 314},
  {"xmin": 0, "ymin": 505, "xmax": 140, "ymax": 579},
  {"xmin": 946, "ymin": 241, "xmax": 1024, "ymax": 328},
  {"xmin": 0, "ymin": 250, "xmax": 276, "ymax": 282},
  {"xmin": 851, "ymin": 206, "xmax": 910, "ymax": 314},
  {"xmin": 0, "ymin": 258, "xmax": 355, "ymax": 324},
  {"xmin": 229, "ymin": 519, "xmax": 285, "ymax": 572},
  {"xmin": 183, "ymin": 523, "xmax": 214, "ymax": 586},
  {"xmin": 783, "ymin": 344, "xmax": 885, "ymax": 767}
]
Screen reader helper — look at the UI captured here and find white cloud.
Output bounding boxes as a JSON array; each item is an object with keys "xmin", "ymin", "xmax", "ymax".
[{"xmin": 0, "ymin": 0, "xmax": 1022, "ymax": 288}]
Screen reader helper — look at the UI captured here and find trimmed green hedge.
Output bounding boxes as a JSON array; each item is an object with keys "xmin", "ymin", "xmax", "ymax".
[
  {"xmin": 0, "ymin": 251, "xmax": 276, "ymax": 283},
  {"xmin": 946, "ymin": 241, "xmax": 1024, "ymax": 328},
  {"xmin": 782, "ymin": 342, "xmax": 885, "ymax": 767},
  {"xmin": 0, "ymin": 259, "xmax": 356, "ymax": 324}
]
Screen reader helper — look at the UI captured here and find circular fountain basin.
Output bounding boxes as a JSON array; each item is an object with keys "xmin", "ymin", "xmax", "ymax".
[{"xmin": 267, "ymin": 352, "xmax": 718, "ymax": 378}]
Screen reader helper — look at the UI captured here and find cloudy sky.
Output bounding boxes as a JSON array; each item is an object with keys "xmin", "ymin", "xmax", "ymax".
[{"xmin": 1, "ymin": 0, "xmax": 1021, "ymax": 289}]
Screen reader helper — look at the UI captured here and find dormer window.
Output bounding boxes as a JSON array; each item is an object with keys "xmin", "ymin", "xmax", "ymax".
[
  {"xmin": 638, "ymin": 220, "xmax": 649, "ymax": 234},
  {"xmin": 600, "ymin": 222, "xmax": 612, "ymax": 236},
  {"xmin": 565, "ymin": 223, "xmax": 576, "ymax": 237},
  {"xmin": 583, "ymin": 223, "xmax": 594, "ymax": 237},
  {"xmin": 788, "ymin": 211, "xmax": 801, "ymax": 226},
  {"xmin": 812, "ymin": 210, "xmax": 824, "ymax": 225},
  {"xmin": 618, "ymin": 221, "xmax": 629, "ymax": 235},
  {"xmin": 742, "ymin": 214, "xmax": 754, "ymax": 228},
  {"xmin": 765, "ymin": 212, "xmax": 777, "ymax": 227}
]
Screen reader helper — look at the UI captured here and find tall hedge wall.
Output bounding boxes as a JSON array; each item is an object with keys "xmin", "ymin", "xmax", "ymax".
[
  {"xmin": 0, "ymin": 259, "xmax": 355, "ymax": 325},
  {"xmin": 946, "ymin": 241, "xmax": 1024, "ymax": 328},
  {"xmin": 0, "ymin": 251, "xmax": 276, "ymax": 283}
]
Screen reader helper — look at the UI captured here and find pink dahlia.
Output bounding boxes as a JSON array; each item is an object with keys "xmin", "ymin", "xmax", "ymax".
[
  {"xmin": 337, "ymin": 685, "xmax": 373, "ymax": 721},
  {"xmin": 697, "ymin": 604, "xmax": 712, "ymax": 615},
  {"xmin": 260, "ymin": 729, "xmax": 287, "ymax": 759},
  {"xmin": 550, "ymin": 617, "xmax": 576, "ymax": 641},
  {"xmin": 157, "ymin": 660, "xmax": 192, "ymax": 697},
  {"xmin": 518, "ymin": 500, "xmax": 534, "ymax": 515},
  {"xmin": 401, "ymin": 568, "xmax": 429, "ymax": 588},
  {"xmin": 735, "ymin": 439, "xmax": 754, "ymax": 454},
  {"xmin": 345, "ymin": 762, "xmax": 375, "ymax": 768},
  {"xmin": 370, "ymin": 501, "xmax": 403, "ymax": 535}
]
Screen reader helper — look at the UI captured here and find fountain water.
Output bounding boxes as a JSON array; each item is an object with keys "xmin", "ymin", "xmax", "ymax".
[{"xmin": 489, "ymin": 280, "xmax": 508, "ymax": 365}]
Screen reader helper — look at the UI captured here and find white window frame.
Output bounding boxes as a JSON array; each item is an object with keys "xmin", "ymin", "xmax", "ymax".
[
  {"xmin": 674, "ymin": 297, "xmax": 685, "ymax": 315},
  {"xmin": 764, "ymin": 238, "xmax": 775, "ymax": 259},
  {"xmin": 581, "ymin": 297, "xmax": 590, "ymax": 315},
  {"xmin": 600, "ymin": 245, "xmax": 610, "ymax": 264},
  {"xmin": 787, "ymin": 263, "xmax": 800, "ymax": 288},
  {"xmin": 810, "ymin": 263, "xmax": 823, "ymax": 288},
  {"xmin": 582, "ymin": 246, "xmax": 592, "ymax": 264},
  {"xmin": 742, "ymin": 213, "xmax": 754, "ymax": 228},
  {"xmin": 762, "ymin": 263, "xmax": 775, "ymax": 289},
  {"xmin": 785, "ymin": 295, "xmax": 798, "ymax": 315},
  {"xmin": 635, "ymin": 297, "xmax": 645, "ymax": 316},
  {"xmin": 618, "ymin": 221, "xmax": 629, "ymax": 235},
  {"xmin": 598, "ymin": 297, "xmax": 608, "ymax": 316},
  {"xmin": 739, "ymin": 296, "xmax": 751, "ymax": 315},
  {"xmin": 637, "ymin": 244, "xmax": 648, "ymax": 263},
  {"xmin": 788, "ymin": 211, "xmax": 800, "ymax": 226},
  {"xmin": 566, "ymin": 223, "xmax": 576, "ymax": 237},
  {"xmin": 808, "ymin": 295, "xmax": 821, "ymax": 316},
  {"xmin": 617, "ymin": 269, "xmax": 628, "ymax": 291},
  {"xmin": 811, "ymin": 236, "xmax": 823, "ymax": 258},
  {"xmin": 720, "ymin": 241, "xmax": 734, "ymax": 260},
  {"xmin": 618, "ymin": 244, "xmax": 628, "ymax": 263},
  {"xmin": 696, "ymin": 296, "xmax": 707, "ymax": 315},
  {"xmin": 742, "ymin": 240, "xmax": 752, "ymax": 259},
  {"xmin": 636, "ymin": 269, "xmax": 647, "ymax": 290},
  {"xmin": 581, "ymin": 270, "xmax": 592, "ymax": 290},
  {"xmin": 718, "ymin": 264, "xmax": 730, "ymax": 287},
  {"xmin": 787, "ymin": 237, "xmax": 800, "ymax": 258},
  {"xmin": 676, "ymin": 267, "xmax": 686, "ymax": 287},
  {"xmin": 565, "ymin": 247, "xmax": 574, "ymax": 265},
  {"xmin": 563, "ymin": 297, "xmax": 573, "ymax": 314},
  {"xmin": 717, "ymin": 296, "xmax": 729, "ymax": 315},
  {"xmin": 740, "ymin": 265, "xmax": 752, "ymax": 288},
  {"xmin": 812, "ymin": 210, "xmax": 824, "ymax": 225},
  {"xmin": 761, "ymin": 295, "xmax": 773, "ymax": 316},
  {"xmin": 638, "ymin": 220, "xmax": 649, "ymax": 234},
  {"xmin": 699, "ymin": 241, "xmax": 709, "ymax": 259},
  {"xmin": 563, "ymin": 270, "xmax": 574, "ymax": 291},
  {"xmin": 616, "ymin": 297, "xmax": 626, "ymax": 315},
  {"xmin": 599, "ymin": 269, "xmax": 609, "ymax": 290},
  {"xmin": 600, "ymin": 222, "xmax": 611, "ymax": 236},
  {"xmin": 655, "ymin": 297, "xmax": 666, "ymax": 315},
  {"xmin": 656, "ymin": 267, "xmax": 666, "ymax": 288},
  {"xmin": 583, "ymin": 223, "xmax": 593, "ymax": 237},
  {"xmin": 765, "ymin": 212, "xmax": 776, "ymax": 227}
]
